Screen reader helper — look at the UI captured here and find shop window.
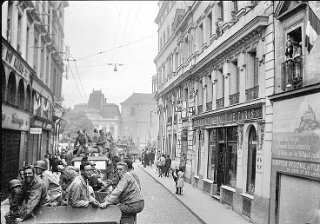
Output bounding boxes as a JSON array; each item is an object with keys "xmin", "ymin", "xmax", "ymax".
[
  {"xmin": 7, "ymin": 72, "xmax": 16, "ymax": 106},
  {"xmin": 207, "ymin": 129, "xmax": 217, "ymax": 180},
  {"xmin": 197, "ymin": 130, "xmax": 202, "ymax": 175},
  {"xmin": 17, "ymin": 79, "xmax": 25, "ymax": 109},
  {"xmin": 246, "ymin": 126, "xmax": 257, "ymax": 194}
]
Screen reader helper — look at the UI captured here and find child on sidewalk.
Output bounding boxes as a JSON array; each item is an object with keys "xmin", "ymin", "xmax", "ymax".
[
  {"xmin": 176, "ymin": 170, "xmax": 184, "ymax": 195},
  {"xmin": 4, "ymin": 179, "xmax": 24, "ymax": 224},
  {"xmin": 172, "ymin": 168, "xmax": 179, "ymax": 194}
]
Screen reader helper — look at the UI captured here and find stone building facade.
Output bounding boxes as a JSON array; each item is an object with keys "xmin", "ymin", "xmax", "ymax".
[
  {"xmin": 73, "ymin": 89, "xmax": 121, "ymax": 139},
  {"xmin": 120, "ymin": 93, "xmax": 158, "ymax": 149},
  {"xmin": 1, "ymin": 1, "xmax": 68, "ymax": 198},
  {"xmin": 269, "ymin": 2, "xmax": 320, "ymax": 224},
  {"xmin": 153, "ymin": 1, "xmax": 275, "ymax": 223}
]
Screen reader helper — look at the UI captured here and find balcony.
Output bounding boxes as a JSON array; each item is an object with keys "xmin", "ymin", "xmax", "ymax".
[
  {"xmin": 198, "ymin": 105, "xmax": 203, "ymax": 114},
  {"xmin": 229, "ymin": 92, "xmax": 239, "ymax": 105},
  {"xmin": 246, "ymin": 86, "xmax": 259, "ymax": 101},
  {"xmin": 281, "ymin": 57, "xmax": 303, "ymax": 91},
  {"xmin": 206, "ymin": 101, "xmax": 212, "ymax": 111},
  {"xmin": 216, "ymin": 98, "xmax": 224, "ymax": 109}
]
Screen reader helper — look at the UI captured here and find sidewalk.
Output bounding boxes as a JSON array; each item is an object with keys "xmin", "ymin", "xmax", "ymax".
[{"xmin": 139, "ymin": 164, "xmax": 251, "ymax": 224}]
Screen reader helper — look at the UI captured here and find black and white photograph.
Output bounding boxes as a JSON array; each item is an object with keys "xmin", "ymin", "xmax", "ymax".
[{"xmin": 1, "ymin": 1, "xmax": 320, "ymax": 224}]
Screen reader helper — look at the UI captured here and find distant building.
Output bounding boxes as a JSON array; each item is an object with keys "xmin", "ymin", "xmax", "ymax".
[
  {"xmin": 120, "ymin": 93, "xmax": 158, "ymax": 149},
  {"xmin": 73, "ymin": 89, "xmax": 120, "ymax": 138}
]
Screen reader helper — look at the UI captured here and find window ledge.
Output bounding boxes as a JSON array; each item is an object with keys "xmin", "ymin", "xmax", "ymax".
[
  {"xmin": 221, "ymin": 185, "xmax": 236, "ymax": 193},
  {"xmin": 194, "ymin": 175, "xmax": 200, "ymax": 180},
  {"xmin": 241, "ymin": 193, "xmax": 254, "ymax": 200},
  {"xmin": 202, "ymin": 178, "xmax": 214, "ymax": 184}
]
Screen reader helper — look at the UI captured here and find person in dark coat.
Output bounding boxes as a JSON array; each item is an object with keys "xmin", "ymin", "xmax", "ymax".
[
  {"xmin": 148, "ymin": 150, "xmax": 155, "ymax": 166},
  {"xmin": 164, "ymin": 155, "xmax": 172, "ymax": 177}
]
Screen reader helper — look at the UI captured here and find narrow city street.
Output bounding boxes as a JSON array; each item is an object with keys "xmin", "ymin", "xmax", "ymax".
[{"xmin": 134, "ymin": 164, "xmax": 203, "ymax": 224}]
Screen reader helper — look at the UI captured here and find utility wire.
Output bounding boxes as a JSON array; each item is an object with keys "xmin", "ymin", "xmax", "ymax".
[
  {"xmin": 69, "ymin": 53, "xmax": 88, "ymax": 102},
  {"xmin": 72, "ymin": 34, "xmax": 156, "ymax": 61},
  {"xmin": 66, "ymin": 61, "xmax": 87, "ymax": 104},
  {"xmin": 110, "ymin": 5, "xmax": 122, "ymax": 66}
]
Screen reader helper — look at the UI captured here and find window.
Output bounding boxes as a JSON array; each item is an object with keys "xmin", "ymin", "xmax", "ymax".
[
  {"xmin": 208, "ymin": 13, "xmax": 213, "ymax": 37},
  {"xmin": 246, "ymin": 50, "xmax": 259, "ymax": 100},
  {"xmin": 198, "ymin": 23, "xmax": 204, "ymax": 47},
  {"xmin": 17, "ymin": 13, "xmax": 22, "ymax": 54},
  {"xmin": 130, "ymin": 107, "xmax": 135, "ymax": 116},
  {"xmin": 7, "ymin": 1, "xmax": 13, "ymax": 42},
  {"xmin": 26, "ymin": 26, "xmax": 30, "ymax": 61},
  {"xmin": 232, "ymin": 1, "xmax": 238, "ymax": 13},
  {"xmin": 17, "ymin": 80, "xmax": 25, "ymax": 109},
  {"xmin": 40, "ymin": 40, "xmax": 45, "ymax": 80},
  {"xmin": 7, "ymin": 73, "xmax": 16, "ymax": 106},
  {"xmin": 246, "ymin": 126, "xmax": 257, "ymax": 194},
  {"xmin": 207, "ymin": 129, "xmax": 217, "ymax": 180},
  {"xmin": 229, "ymin": 60, "xmax": 239, "ymax": 105},
  {"xmin": 218, "ymin": 1, "xmax": 224, "ymax": 21}
]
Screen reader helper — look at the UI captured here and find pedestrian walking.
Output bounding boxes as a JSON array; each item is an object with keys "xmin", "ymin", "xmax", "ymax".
[
  {"xmin": 164, "ymin": 155, "xmax": 171, "ymax": 177},
  {"xmin": 158, "ymin": 154, "xmax": 166, "ymax": 177}
]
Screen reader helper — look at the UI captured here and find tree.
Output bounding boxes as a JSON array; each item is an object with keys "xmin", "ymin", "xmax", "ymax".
[{"xmin": 60, "ymin": 110, "xmax": 95, "ymax": 142}]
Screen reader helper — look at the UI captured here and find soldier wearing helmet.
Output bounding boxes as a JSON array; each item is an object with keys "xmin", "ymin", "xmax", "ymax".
[
  {"xmin": 34, "ymin": 160, "xmax": 62, "ymax": 206},
  {"xmin": 20, "ymin": 165, "xmax": 49, "ymax": 221},
  {"xmin": 4, "ymin": 179, "xmax": 24, "ymax": 223}
]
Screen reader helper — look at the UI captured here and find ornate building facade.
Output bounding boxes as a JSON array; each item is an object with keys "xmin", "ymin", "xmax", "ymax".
[
  {"xmin": 73, "ymin": 89, "xmax": 121, "ymax": 139},
  {"xmin": 1, "ymin": 1, "xmax": 68, "ymax": 198},
  {"xmin": 153, "ymin": 1, "xmax": 274, "ymax": 223}
]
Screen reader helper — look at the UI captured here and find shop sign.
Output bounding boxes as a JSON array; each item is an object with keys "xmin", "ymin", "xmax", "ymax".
[
  {"xmin": 193, "ymin": 107, "xmax": 262, "ymax": 128},
  {"xmin": 2, "ymin": 43, "xmax": 30, "ymax": 81},
  {"xmin": 272, "ymin": 159, "xmax": 320, "ymax": 179},
  {"xmin": 30, "ymin": 128, "xmax": 42, "ymax": 134}
]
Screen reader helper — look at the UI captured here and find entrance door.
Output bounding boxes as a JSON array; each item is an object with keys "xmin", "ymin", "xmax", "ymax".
[{"xmin": 1, "ymin": 129, "xmax": 21, "ymax": 200}]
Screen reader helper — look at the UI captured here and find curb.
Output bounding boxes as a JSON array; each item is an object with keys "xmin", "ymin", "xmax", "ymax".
[{"xmin": 139, "ymin": 166, "xmax": 207, "ymax": 224}]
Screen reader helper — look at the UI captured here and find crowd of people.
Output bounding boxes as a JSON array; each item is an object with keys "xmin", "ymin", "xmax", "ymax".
[{"xmin": 4, "ymin": 154, "xmax": 144, "ymax": 223}]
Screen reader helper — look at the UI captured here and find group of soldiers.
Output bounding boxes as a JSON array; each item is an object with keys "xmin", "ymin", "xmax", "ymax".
[
  {"xmin": 5, "ymin": 154, "xmax": 144, "ymax": 223},
  {"xmin": 73, "ymin": 129, "xmax": 116, "ymax": 157}
]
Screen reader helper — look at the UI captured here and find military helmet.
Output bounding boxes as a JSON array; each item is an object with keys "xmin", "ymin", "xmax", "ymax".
[
  {"xmin": 8, "ymin": 179, "xmax": 22, "ymax": 189},
  {"xmin": 34, "ymin": 160, "xmax": 47, "ymax": 170}
]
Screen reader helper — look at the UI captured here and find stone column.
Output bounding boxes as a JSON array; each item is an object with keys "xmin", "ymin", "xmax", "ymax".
[
  {"xmin": 2, "ymin": 1, "xmax": 8, "ymax": 38},
  {"xmin": 202, "ymin": 76, "xmax": 207, "ymax": 112},
  {"xmin": 21, "ymin": 9, "xmax": 28, "ymax": 59},
  {"xmin": 211, "ymin": 69, "xmax": 217, "ymax": 110},
  {"xmin": 11, "ymin": 2, "xmax": 19, "ymax": 49},
  {"xmin": 223, "ymin": 60, "xmax": 230, "ymax": 107},
  {"xmin": 238, "ymin": 51, "xmax": 247, "ymax": 103}
]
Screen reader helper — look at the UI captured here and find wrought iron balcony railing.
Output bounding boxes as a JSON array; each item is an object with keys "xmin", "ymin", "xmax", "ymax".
[
  {"xmin": 216, "ymin": 98, "xmax": 224, "ymax": 109},
  {"xmin": 246, "ymin": 86, "xmax": 259, "ymax": 101},
  {"xmin": 229, "ymin": 92, "xmax": 239, "ymax": 105},
  {"xmin": 281, "ymin": 56, "xmax": 303, "ymax": 91}
]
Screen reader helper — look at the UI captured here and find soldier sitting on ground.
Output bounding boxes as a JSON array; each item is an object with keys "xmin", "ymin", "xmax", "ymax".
[{"xmin": 4, "ymin": 179, "xmax": 24, "ymax": 224}]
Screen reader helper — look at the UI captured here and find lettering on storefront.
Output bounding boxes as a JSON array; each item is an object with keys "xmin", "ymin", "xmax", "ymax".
[
  {"xmin": 2, "ymin": 43, "xmax": 30, "ymax": 81},
  {"xmin": 272, "ymin": 159, "xmax": 320, "ymax": 178},
  {"xmin": 193, "ymin": 107, "xmax": 262, "ymax": 128}
]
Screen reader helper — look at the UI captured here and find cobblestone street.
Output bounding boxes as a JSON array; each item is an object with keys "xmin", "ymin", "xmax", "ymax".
[{"xmin": 135, "ymin": 164, "xmax": 203, "ymax": 224}]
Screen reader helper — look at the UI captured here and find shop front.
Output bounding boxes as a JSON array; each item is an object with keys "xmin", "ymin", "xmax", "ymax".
[
  {"xmin": 270, "ymin": 92, "xmax": 320, "ymax": 224},
  {"xmin": 193, "ymin": 103, "xmax": 266, "ymax": 219}
]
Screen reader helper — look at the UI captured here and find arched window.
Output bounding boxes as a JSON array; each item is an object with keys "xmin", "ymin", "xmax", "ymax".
[
  {"xmin": 26, "ymin": 85, "xmax": 31, "ymax": 111},
  {"xmin": 1, "ymin": 73, "xmax": 6, "ymax": 102},
  {"xmin": 7, "ymin": 72, "xmax": 16, "ymax": 105},
  {"xmin": 17, "ymin": 79, "xmax": 25, "ymax": 109},
  {"xmin": 247, "ymin": 125, "xmax": 257, "ymax": 194}
]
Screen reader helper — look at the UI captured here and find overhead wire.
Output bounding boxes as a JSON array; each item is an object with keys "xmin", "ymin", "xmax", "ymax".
[
  {"xmin": 116, "ymin": 4, "xmax": 131, "ymax": 64},
  {"xmin": 110, "ymin": 4, "xmax": 122, "ymax": 66},
  {"xmin": 69, "ymin": 53, "xmax": 89, "ymax": 102},
  {"xmin": 66, "ymin": 60, "xmax": 87, "ymax": 103},
  {"xmin": 72, "ymin": 34, "xmax": 156, "ymax": 61}
]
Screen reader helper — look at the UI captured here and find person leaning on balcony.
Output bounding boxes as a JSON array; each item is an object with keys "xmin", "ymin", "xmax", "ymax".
[
  {"xmin": 285, "ymin": 39, "xmax": 294, "ymax": 60},
  {"xmin": 293, "ymin": 42, "xmax": 302, "ymax": 79}
]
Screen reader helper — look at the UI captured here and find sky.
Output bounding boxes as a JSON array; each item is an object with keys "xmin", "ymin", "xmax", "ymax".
[{"xmin": 62, "ymin": 1, "xmax": 159, "ymax": 109}]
